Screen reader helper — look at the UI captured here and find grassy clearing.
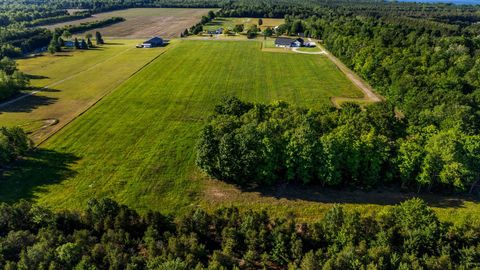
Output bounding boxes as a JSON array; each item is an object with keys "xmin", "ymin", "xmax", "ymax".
[
  {"xmin": 0, "ymin": 40, "xmax": 164, "ymax": 142},
  {"xmin": 200, "ymin": 178, "xmax": 479, "ymax": 224},
  {"xmin": 4, "ymin": 39, "xmax": 476, "ymax": 223},
  {"xmin": 1, "ymin": 40, "xmax": 362, "ymax": 215},
  {"xmin": 204, "ymin": 17, "xmax": 284, "ymax": 32},
  {"xmin": 42, "ymin": 8, "xmax": 212, "ymax": 38},
  {"xmin": 297, "ymin": 46, "xmax": 322, "ymax": 52}
]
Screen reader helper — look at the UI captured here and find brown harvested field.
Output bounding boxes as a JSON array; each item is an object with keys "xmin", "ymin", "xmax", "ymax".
[{"xmin": 42, "ymin": 8, "xmax": 213, "ymax": 38}]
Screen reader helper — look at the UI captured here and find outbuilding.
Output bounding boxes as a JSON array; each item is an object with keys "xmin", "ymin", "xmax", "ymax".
[
  {"xmin": 141, "ymin": 37, "xmax": 163, "ymax": 48},
  {"xmin": 274, "ymin": 37, "xmax": 304, "ymax": 48}
]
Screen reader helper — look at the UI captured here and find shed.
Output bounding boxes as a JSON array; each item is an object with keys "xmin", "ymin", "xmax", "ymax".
[{"xmin": 142, "ymin": 37, "xmax": 163, "ymax": 48}]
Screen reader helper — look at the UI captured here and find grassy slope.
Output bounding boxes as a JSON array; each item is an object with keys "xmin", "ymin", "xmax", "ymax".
[
  {"xmin": 2, "ymin": 40, "xmax": 361, "ymax": 215},
  {"xmin": 0, "ymin": 40, "xmax": 164, "ymax": 142}
]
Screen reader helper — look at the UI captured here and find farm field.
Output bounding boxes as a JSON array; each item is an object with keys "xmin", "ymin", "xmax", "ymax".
[
  {"xmin": 0, "ymin": 39, "xmax": 165, "ymax": 143},
  {"xmin": 3, "ymin": 40, "xmax": 477, "ymax": 224},
  {"xmin": 1, "ymin": 40, "xmax": 363, "ymax": 215},
  {"xmin": 204, "ymin": 17, "xmax": 285, "ymax": 32},
  {"xmin": 42, "ymin": 8, "xmax": 212, "ymax": 38}
]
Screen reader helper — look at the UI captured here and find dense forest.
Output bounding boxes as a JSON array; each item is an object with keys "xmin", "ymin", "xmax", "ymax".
[
  {"xmin": 0, "ymin": 198, "xmax": 478, "ymax": 269},
  {"xmin": 197, "ymin": 98, "xmax": 480, "ymax": 192}
]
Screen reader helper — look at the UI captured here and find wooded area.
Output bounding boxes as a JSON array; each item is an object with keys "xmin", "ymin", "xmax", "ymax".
[{"xmin": 0, "ymin": 198, "xmax": 478, "ymax": 269}]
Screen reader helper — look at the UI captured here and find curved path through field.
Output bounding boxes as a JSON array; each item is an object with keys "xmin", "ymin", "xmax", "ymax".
[{"xmin": 292, "ymin": 40, "xmax": 383, "ymax": 107}]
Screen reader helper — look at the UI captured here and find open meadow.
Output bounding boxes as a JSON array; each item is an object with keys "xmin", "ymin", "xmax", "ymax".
[
  {"xmin": 2, "ymin": 39, "xmax": 478, "ymax": 224},
  {"xmin": 1, "ymin": 40, "xmax": 364, "ymax": 215},
  {"xmin": 42, "ymin": 8, "xmax": 212, "ymax": 38},
  {"xmin": 0, "ymin": 40, "xmax": 164, "ymax": 143}
]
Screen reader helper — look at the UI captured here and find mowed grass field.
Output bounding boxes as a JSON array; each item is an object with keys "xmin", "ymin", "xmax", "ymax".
[
  {"xmin": 3, "ymin": 40, "xmax": 477, "ymax": 223},
  {"xmin": 42, "ymin": 8, "xmax": 212, "ymax": 38},
  {"xmin": 1, "ymin": 40, "xmax": 362, "ymax": 215},
  {"xmin": 0, "ymin": 40, "xmax": 164, "ymax": 143}
]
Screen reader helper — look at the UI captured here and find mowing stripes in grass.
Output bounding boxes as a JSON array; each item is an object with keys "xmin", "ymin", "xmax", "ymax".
[{"xmin": 3, "ymin": 40, "xmax": 362, "ymax": 214}]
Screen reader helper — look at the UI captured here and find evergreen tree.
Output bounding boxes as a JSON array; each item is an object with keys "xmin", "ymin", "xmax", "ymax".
[
  {"xmin": 87, "ymin": 38, "xmax": 93, "ymax": 48},
  {"xmin": 80, "ymin": 39, "xmax": 88, "ymax": 49},
  {"xmin": 74, "ymin": 38, "xmax": 80, "ymax": 49},
  {"xmin": 95, "ymin": 32, "xmax": 104, "ymax": 45},
  {"xmin": 48, "ymin": 33, "xmax": 61, "ymax": 54}
]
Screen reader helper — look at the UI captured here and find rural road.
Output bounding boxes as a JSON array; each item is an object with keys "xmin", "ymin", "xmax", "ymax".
[
  {"xmin": 292, "ymin": 39, "xmax": 383, "ymax": 106},
  {"xmin": 291, "ymin": 47, "xmax": 326, "ymax": 55}
]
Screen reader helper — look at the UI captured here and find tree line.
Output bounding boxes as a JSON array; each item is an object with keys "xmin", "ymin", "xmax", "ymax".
[
  {"xmin": 0, "ymin": 58, "xmax": 29, "ymax": 102},
  {"xmin": 0, "ymin": 126, "xmax": 31, "ymax": 167},
  {"xmin": 197, "ymin": 98, "xmax": 480, "ymax": 193},
  {"xmin": 0, "ymin": 197, "xmax": 478, "ymax": 269}
]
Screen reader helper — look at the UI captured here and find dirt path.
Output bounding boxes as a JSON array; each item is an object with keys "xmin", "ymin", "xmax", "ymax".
[
  {"xmin": 293, "ymin": 39, "xmax": 383, "ymax": 107},
  {"xmin": 291, "ymin": 47, "xmax": 326, "ymax": 55}
]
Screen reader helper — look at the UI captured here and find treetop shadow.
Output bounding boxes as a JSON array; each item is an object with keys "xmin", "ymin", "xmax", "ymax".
[{"xmin": 0, "ymin": 149, "xmax": 79, "ymax": 203}]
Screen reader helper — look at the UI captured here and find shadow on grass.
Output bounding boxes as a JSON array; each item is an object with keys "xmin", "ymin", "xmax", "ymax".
[
  {"xmin": 0, "ymin": 149, "xmax": 79, "ymax": 203},
  {"xmin": 246, "ymin": 183, "xmax": 479, "ymax": 209},
  {"xmin": 0, "ymin": 94, "xmax": 58, "ymax": 113},
  {"xmin": 26, "ymin": 74, "xmax": 49, "ymax": 80}
]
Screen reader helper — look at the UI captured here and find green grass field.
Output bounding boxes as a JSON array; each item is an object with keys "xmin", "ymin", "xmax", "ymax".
[
  {"xmin": 2, "ymin": 39, "xmax": 477, "ymax": 223},
  {"xmin": 0, "ymin": 40, "xmax": 164, "ymax": 142},
  {"xmin": 1, "ymin": 40, "xmax": 362, "ymax": 214}
]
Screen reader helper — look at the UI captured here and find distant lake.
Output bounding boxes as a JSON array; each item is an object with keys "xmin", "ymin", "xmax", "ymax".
[{"xmin": 396, "ymin": 0, "xmax": 480, "ymax": 4}]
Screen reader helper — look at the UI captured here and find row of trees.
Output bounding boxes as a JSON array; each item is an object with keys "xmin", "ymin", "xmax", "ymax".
[
  {"xmin": 0, "ymin": 197, "xmax": 478, "ymax": 269},
  {"xmin": 197, "ymin": 98, "xmax": 480, "ymax": 192},
  {"xmin": 0, "ymin": 126, "xmax": 31, "ymax": 167},
  {"xmin": 48, "ymin": 31, "xmax": 104, "ymax": 53},
  {"xmin": 0, "ymin": 57, "xmax": 29, "ymax": 101}
]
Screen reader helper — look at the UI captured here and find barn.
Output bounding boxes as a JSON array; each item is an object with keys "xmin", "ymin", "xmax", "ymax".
[
  {"xmin": 141, "ymin": 37, "xmax": 164, "ymax": 48},
  {"xmin": 274, "ymin": 37, "xmax": 304, "ymax": 48}
]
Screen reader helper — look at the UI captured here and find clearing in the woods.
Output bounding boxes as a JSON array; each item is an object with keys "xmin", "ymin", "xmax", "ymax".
[
  {"xmin": 2, "ymin": 39, "xmax": 477, "ymax": 223},
  {"xmin": 1, "ymin": 40, "xmax": 362, "ymax": 215}
]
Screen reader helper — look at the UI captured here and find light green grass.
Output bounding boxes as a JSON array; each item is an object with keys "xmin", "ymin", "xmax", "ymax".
[
  {"xmin": 0, "ymin": 40, "xmax": 164, "ymax": 142},
  {"xmin": 1, "ymin": 40, "xmax": 361, "ymax": 215},
  {"xmin": 297, "ymin": 46, "xmax": 322, "ymax": 52},
  {"xmin": 4, "ymin": 40, "xmax": 477, "ymax": 223}
]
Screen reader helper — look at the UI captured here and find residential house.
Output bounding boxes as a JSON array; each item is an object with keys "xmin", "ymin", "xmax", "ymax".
[{"xmin": 274, "ymin": 37, "xmax": 304, "ymax": 48}]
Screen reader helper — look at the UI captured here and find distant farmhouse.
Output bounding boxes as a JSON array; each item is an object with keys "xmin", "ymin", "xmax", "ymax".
[
  {"xmin": 138, "ymin": 37, "xmax": 163, "ymax": 48},
  {"xmin": 207, "ymin": 28, "xmax": 223, "ymax": 35},
  {"xmin": 64, "ymin": 41, "xmax": 75, "ymax": 48},
  {"xmin": 275, "ymin": 37, "xmax": 304, "ymax": 48}
]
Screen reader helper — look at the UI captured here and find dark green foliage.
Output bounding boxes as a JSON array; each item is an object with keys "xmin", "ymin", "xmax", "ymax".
[
  {"xmin": 95, "ymin": 31, "xmax": 104, "ymax": 45},
  {"xmin": 86, "ymin": 37, "xmax": 93, "ymax": 47},
  {"xmin": 0, "ymin": 198, "xmax": 477, "ymax": 269},
  {"xmin": 197, "ymin": 98, "xmax": 480, "ymax": 192},
  {"xmin": 80, "ymin": 39, "xmax": 88, "ymax": 49},
  {"xmin": 0, "ymin": 57, "xmax": 29, "ymax": 100},
  {"xmin": 233, "ymin": 24, "xmax": 244, "ymax": 33},
  {"xmin": 0, "ymin": 127, "xmax": 32, "ymax": 167},
  {"xmin": 56, "ymin": 17, "xmax": 125, "ymax": 35},
  {"xmin": 73, "ymin": 37, "xmax": 80, "ymax": 49}
]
